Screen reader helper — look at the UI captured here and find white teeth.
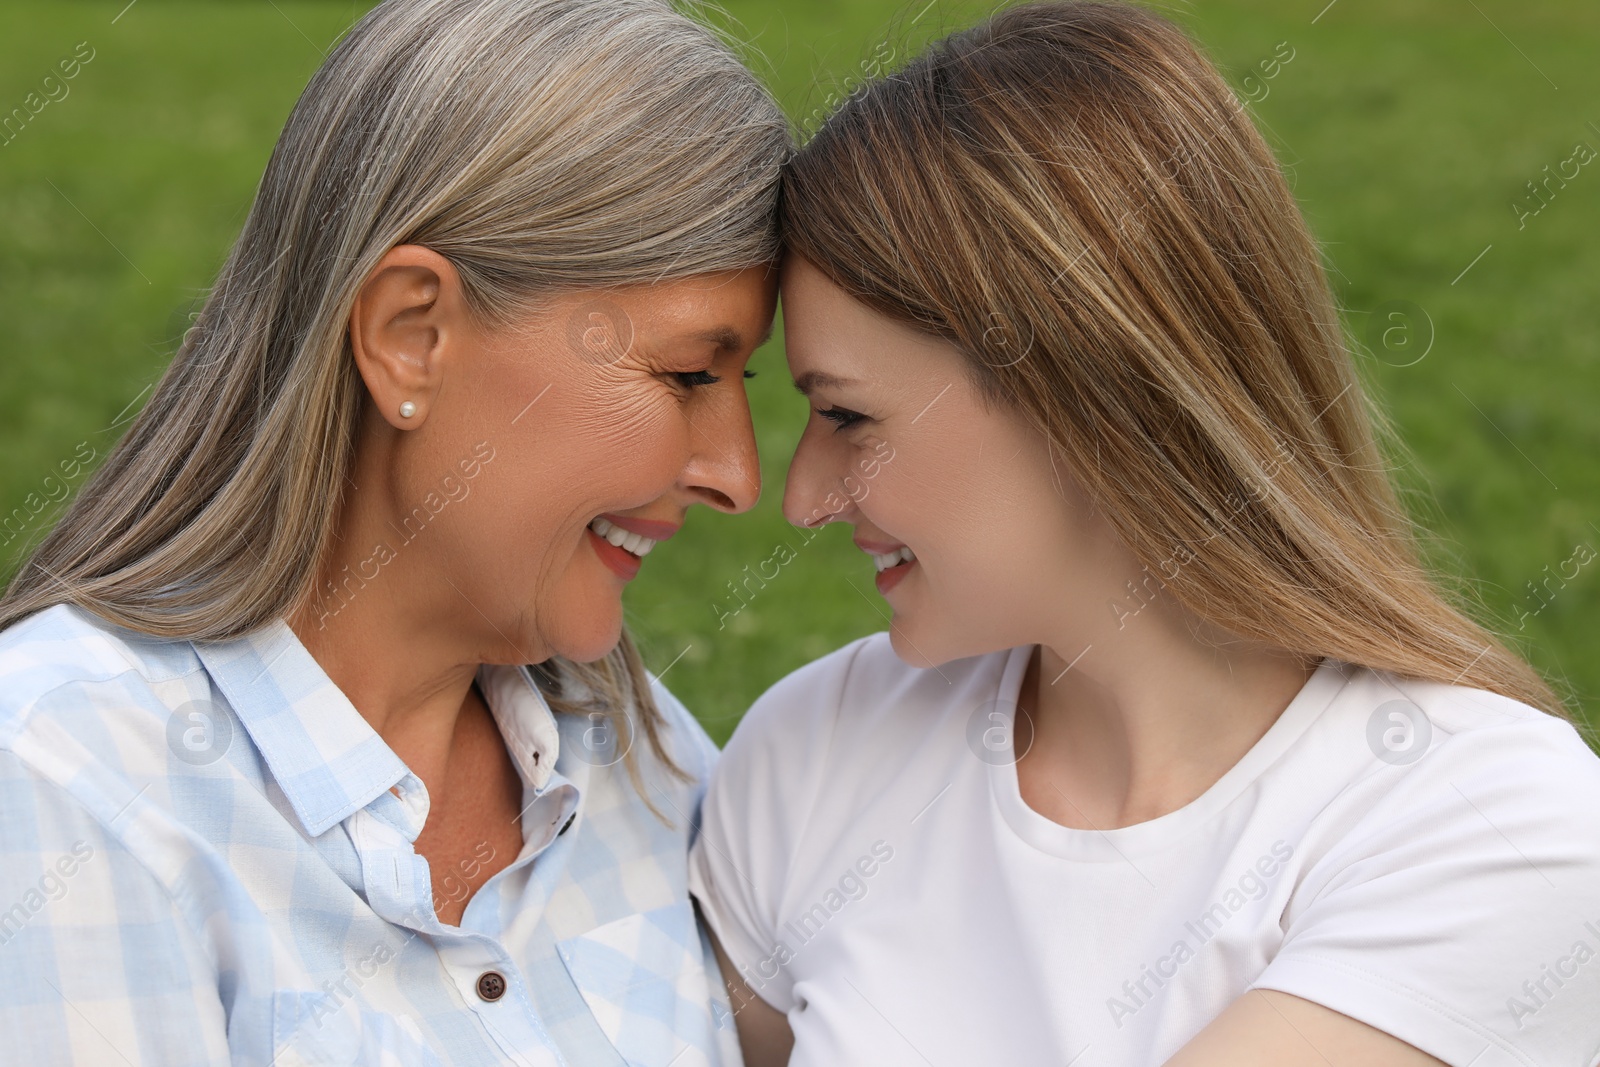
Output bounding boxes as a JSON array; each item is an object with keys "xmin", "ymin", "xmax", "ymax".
[
  {"xmin": 871, "ymin": 546, "xmax": 916, "ymax": 572},
  {"xmin": 589, "ymin": 517, "xmax": 657, "ymax": 557}
]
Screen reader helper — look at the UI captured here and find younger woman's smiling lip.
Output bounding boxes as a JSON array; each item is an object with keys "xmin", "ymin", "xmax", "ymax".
[
  {"xmin": 854, "ymin": 535, "xmax": 918, "ymax": 595},
  {"xmin": 852, "ymin": 536, "xmax": 906, "ymax": 554}
]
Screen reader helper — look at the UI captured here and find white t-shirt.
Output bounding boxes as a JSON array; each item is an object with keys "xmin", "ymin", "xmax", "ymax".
[{"xmin": 688, "ymin": 633, "xmax": 1600, "ymax": 1067}]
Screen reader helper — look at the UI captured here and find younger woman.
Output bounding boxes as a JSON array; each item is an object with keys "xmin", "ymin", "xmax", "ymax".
[{"xmin": 689, "ymin": 3, "xmax": 1600, "ymax": 1065}]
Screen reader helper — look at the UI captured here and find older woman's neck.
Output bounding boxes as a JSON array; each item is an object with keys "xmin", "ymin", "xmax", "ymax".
[{"xmin": 283, "ymin": 479, "xmax": 542, "ymax": 776}]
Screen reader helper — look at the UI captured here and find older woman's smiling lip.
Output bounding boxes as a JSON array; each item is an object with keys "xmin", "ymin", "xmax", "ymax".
[{"xmin": 586, "ymin": 513, "xmax": 682, "ymax": 580}]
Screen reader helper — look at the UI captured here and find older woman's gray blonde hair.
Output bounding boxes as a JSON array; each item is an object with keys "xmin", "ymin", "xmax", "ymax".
[{"xmin": 0, "ymin": 0, "xmax": 791, "ymax": 800}]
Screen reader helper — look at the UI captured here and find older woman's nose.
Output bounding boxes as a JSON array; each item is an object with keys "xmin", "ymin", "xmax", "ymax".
[{"xmin": 682, "ymin": 396, "xmax": 762, "ymax": 514}]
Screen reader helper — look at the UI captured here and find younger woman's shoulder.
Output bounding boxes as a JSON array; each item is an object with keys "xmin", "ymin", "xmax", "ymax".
[
  {"xmin": 1373, "ymin": 667, "xmax": 1600, "ymax": 771},
  {"xmin": 1322, "ymin": 663, "xmax": 1600, "ymax": 825},
  {"xmin": 725, "ymin": 630, "xmax": 1014, "ymax": 759},
  {"xmin": 743, "ymin": 630, "xmax": 888, "ymax": 712}
]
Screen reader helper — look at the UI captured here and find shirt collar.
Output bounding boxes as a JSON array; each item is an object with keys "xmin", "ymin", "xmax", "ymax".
[
  {"xmin": 193, "ymin": 620, "xmax": 566, "ymax": 837},
  {"xmin": 475, "ymin": 661, "xmax": 561, "ymax": 794},
  {"xmin": 193, "ymin": 618, "xmax": 410, "ymax": 837}
]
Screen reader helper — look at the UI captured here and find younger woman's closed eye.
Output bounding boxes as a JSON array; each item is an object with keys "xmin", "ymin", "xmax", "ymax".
[{"xmin": 817, "ymin": 406, "xmax": 867, "ymax": 431}]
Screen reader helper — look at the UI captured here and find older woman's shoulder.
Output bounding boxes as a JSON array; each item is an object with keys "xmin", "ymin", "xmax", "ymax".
[
  {"xmin": 640, "ymin": 669, "xmax": 722, "ymax": 789},
  {"xmin": 0, "ymin": 602, "xmax": 201, "ymax": 724},
  {"xmin": 0, "ymin": 604, "xmax": 229, "ymax": 862}
]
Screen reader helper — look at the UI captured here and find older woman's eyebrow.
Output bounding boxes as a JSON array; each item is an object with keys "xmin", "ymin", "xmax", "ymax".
[
  {"xmin": 690, "ymin": 321, "xmax": 776, "ymax": 352},
  {"xmin": 793, "ymin": 370, "xmax": 858, "ymax": 395}
]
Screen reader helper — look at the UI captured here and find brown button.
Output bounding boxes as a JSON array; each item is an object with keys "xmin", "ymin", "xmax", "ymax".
[{"xmin": 476, "ymin": 970, "xmax": 507, "ymax": 1002}]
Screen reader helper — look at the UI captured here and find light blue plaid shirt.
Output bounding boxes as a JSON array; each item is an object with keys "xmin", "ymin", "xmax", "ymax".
[{"xmin": 0, "ymin": 603, "xmax": 743, "ymax": 1067}]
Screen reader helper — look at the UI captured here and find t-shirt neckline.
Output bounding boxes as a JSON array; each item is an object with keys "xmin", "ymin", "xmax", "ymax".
[{"xmin": 986, "ymin": 646, "xmax": 1354, "ymax": 860}]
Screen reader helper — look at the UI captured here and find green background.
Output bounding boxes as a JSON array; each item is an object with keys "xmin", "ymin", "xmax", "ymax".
[{"xmin": 2, "ymin": 0, "xmax": 1596, "ymax": 747}]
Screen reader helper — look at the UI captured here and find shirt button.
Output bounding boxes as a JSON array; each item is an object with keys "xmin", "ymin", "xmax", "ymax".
[
  {"xmin": 557, "ymin": 813, "xmax": 576, "ymax": 836},
  {"xmin": 476, "ymin": 971, "xmax": 507, "ymax": 1002}
]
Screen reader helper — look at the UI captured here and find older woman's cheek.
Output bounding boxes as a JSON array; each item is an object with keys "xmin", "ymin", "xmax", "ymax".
[
  {"xmin": 574, "ymin": 380, "xmax": 690, "ymax": 489},
  {"xmin": 577, "ymin": 383, "xmax": 675, "ymax": 446}
]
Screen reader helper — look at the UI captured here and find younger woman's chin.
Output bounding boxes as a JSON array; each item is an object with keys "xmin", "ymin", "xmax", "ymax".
[
  {"xmin": 887, "ymin": 620, "xmax": 1017, "ymax": 671},
  {"xmin": 886, "ymin": 624, "xmax": 952, "ymax": 670}
]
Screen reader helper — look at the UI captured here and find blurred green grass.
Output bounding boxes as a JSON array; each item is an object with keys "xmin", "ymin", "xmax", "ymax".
[{"xmin": 2, "ymin": 0, "xmax": 1595, "ymax": 747}]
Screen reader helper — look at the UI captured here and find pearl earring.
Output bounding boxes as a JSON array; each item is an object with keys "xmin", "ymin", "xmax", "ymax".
[{"xmin": 399, "ymin": 401, "xmax": 417, "ymax": 418}]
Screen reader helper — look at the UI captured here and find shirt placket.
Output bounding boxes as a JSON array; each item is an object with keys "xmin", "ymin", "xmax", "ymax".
[{"xmin": 348, "ymin": 774, "xmax": 579, "ymax": 1067}]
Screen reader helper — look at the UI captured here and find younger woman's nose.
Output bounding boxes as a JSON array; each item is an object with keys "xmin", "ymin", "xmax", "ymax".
[{"xmin": 782, "ymin": 428, "xmax": 855, "ymax": 529}]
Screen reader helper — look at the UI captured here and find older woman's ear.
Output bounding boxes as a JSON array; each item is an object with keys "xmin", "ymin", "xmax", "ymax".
[{"xmin": 348, "ymin": 244, "xmax": 467, "ymax": 430}]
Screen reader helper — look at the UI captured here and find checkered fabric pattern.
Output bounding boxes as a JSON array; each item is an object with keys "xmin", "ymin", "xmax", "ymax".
[{"xmin": 0, "ymin": 603, "xmax": 742, "ymax": 1067}]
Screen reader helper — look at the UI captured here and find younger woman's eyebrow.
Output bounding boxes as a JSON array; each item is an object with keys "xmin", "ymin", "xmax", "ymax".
[{"xmin": 793, "ymin": 370, "xmax": 858, "ymax": 395}]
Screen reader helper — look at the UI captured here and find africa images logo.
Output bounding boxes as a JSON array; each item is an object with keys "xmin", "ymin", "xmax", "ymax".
[{"xmin": 165, "ymin": 699, "xmax": 234, "ymax": 767}]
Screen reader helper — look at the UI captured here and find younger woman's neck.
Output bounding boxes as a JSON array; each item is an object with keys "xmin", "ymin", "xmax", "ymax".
[{"xmin": 1016, "ymin": 609, "xmax": 1316, "ymax": 832}]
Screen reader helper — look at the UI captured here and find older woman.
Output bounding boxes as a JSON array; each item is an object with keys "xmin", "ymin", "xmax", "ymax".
[
  {"xmin": 0, "ymin": 0, "xmax": 785, "ymax": 1064},
  {"xmin": 690, "ymin": 3, "xmax": 1600, "ymax": 1066}
]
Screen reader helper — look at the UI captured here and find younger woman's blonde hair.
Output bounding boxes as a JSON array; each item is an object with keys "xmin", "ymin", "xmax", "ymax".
[
  {"xmin": 0, "ymin": 0, "xmax": 792, "ymax": 792},
  {"xmin": 782, "ymin": 0, "xmax": 1565, "ymax": 716}
]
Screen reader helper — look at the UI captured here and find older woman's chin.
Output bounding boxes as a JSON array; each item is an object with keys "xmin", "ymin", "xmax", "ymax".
[{"xmin": 534, "ymin": 603, "xmax": 627, "ymax": 667}]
